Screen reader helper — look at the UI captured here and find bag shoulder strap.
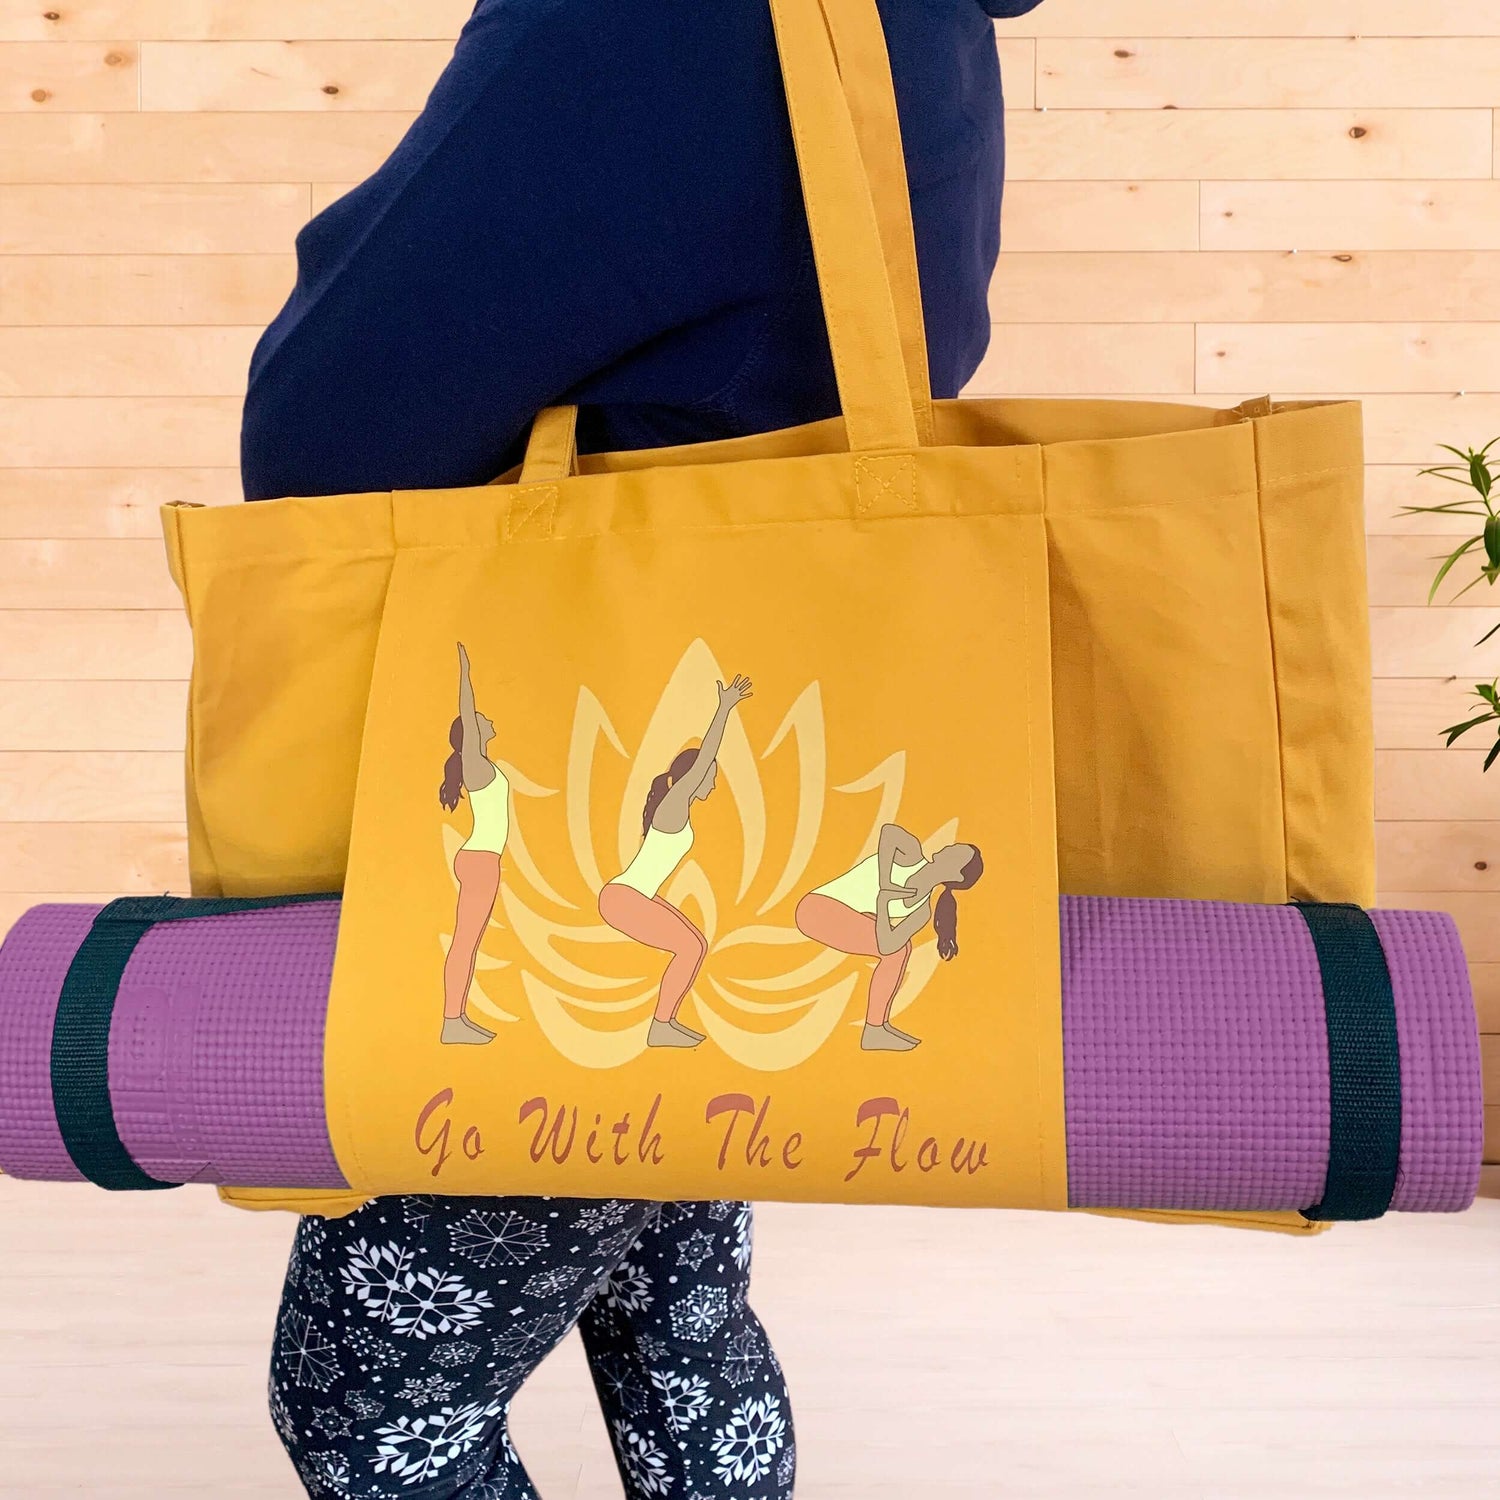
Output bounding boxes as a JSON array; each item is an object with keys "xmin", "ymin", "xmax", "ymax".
[
  {"xmin": 821, "ymin": 0, "xmax": 935, "ymax": 445},
  {"xmin": 520, "ymin": 0, "xmax": 928, "ymax": 480}
]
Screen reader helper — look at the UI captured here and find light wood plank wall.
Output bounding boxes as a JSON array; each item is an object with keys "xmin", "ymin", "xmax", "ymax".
[{"xmin": 0, "ymin": 1, "xmax": 1494, "ymax": 1168}]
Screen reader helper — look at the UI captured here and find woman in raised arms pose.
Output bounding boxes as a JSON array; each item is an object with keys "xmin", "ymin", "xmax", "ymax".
[{"xmin": 437, "ymin": 641, "xmax": 510, "ymax": 1045}]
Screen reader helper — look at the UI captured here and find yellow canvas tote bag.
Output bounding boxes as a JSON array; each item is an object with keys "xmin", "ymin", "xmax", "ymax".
[
  {"xmin": 163, "ymin": 0, "xmax": 1065, "ymax": 1216},
  {"xmin": 160, "ymin": 0, "xmax": 1371, "ymax": 1230}
]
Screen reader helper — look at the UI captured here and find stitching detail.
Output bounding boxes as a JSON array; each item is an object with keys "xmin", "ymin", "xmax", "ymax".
[
  {"xmin": 1258, "ymin": 464, "xmax": 1363, "ymax": 486},
  {"xmin": 1248, "ymin": 417, "xmax": 1293, "ymax": 900},
  {"xmin": 504, "ymin": 484, "xmax": 557, "ymax": 541},
  {"xmin": 854, "ymin": 454, "xmax": 917, "ymax": 517},
  {"xmin": 197, "ymin": 470, "xmax": 1364, "ymax": 566}
]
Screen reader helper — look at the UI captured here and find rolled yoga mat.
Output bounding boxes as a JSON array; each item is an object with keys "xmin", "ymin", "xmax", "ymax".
[{"xmin": 0, "ymin": 896, "xmax": 1482, "ymax": 1213}]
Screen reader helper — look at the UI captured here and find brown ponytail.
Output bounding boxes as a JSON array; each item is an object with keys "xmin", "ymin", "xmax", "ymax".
[
  {"xmin": 439, "ymin": 716, "xmax": 465, "ymax": 812},
  {"xmin": 933, "ymin": 845, "xmax": 985, "ymax": 961},
  {"xmin": 642, "ymin": 747, "xmax": 699, "ymax": 835}
]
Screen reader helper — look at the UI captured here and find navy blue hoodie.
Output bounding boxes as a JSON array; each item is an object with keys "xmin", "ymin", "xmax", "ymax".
[{"xmin": 241, "ymin": 0, "xmax": 1045, "ymax": 500}]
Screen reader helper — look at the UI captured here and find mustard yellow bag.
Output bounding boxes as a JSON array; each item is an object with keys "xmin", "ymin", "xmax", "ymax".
[{"xmin": 161, "ymin": 0, "xmax": 1371, "ymax": 1229}]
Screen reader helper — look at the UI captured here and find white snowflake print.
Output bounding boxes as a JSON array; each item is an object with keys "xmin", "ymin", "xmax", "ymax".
[
  {"xmin": 595, "ymin": 1354, "xmax": 651, "ymax": 1417},
  {"xmin": 597, "ymin": 1223, "xmax": 641, "ymax": 1260},
  {"xmin": 279, "ymin": 1309, "xmax": 343, "ymax": 1392},
  {"xmin": 777, "ymin": 1442, "xmax": 796, "ymax": 1488},
  {"xmin": 712, "ymin": 1394, "xmax": 788, "ymax": 1485},
  {"xmin": 305, "ymin": 1450, "xmax": 350, "ymax": 1489},
  {"xmin": 402, "ymin": 1195, "xmax": 437, "ymax": 1230},
  {"xmin": 611, "ymin": 1419, "xmax": 675, "ymax": 1496},
  {"xmin": 707, "ymin": 1201, "xmax": 733, "ymax": 1221},
  {"xmin": 499, "ymin": 1428, "xmax": 520, "ymax": 1467},
  {"xmin": 637, "ymin": 1332, "xmax": 671, "ymax": 1364},
  {"xmin": 674, "ymin": 1229, "xmax": 716, "ymax": 1272},
  {"xmin": 290, "ymin": 1219, "xmax": 328, "ymax": 1289},
  {"xmin": 601, "ymin": 1260, "xmax": 653, "ymax": 1314},
  {"xmin": 669, "ymin": 1285, "xmax": 728, "ymax": 1342},
  {"xmin": 648, "ymin": 1368, "xmax": 713, "ymax": 1433},
  {"xmin": 269, "ymin": 1378, "xmax": 296, "ymax": 1443},
  {"xmin": 347, "ymin": 1326, "xmax": 403, "ymax": 1370},
  {"xmin": 398, "ymin": 1373, "xmax": 459, "ymax": 1406},
  {"xmin": 345, "ymin": 1390, "xmax": 386, "ymax": 1421},
  {"xmin": 523, "ymin": 1264, "xmax": 586, "ymax": 1298},
  {"xmin": 303, "ymin": 1267, "xmax": 334, "ymax": 1306},
  {"xmin": 429, "ymin": 1340, "xmax": 480, "ymax": 1369},
  {"xmin": 371, "ymin": 1399, "xmax": 502, "ymax": 1485},
  {"xmin": 724, "ymin": 1327, "xmax": 763, "ymax": 1388},
  {"xmin": 485, "ymin": 1359, "xmax": 531, "ymax": 1396},
  {"xmin": 448, "ymin": 1208, "xmax": 549, "ymax": 1269},
  {"xmin": 646, "ymin": 1202, "xmax": 693, "ymax": 1230},
  {"xmin": 341, "ymin": 1239, "xmax": 415, "ymax": 1314},
  {"xmin": 311, "ymin": 1404, "xmax": 353, "ymax": 1439},
  {"xmin": 470, "ymin": 1478, "xmax": 511, "ymax": 1500},
  {"xmin": 341, "ymin": 1239, "xmax": 494, "ymax": 1340},
  {"xmin": 729, "ymin": 1205, "xmax": 753, "ymax": 1271},
  {"xmin": 491, "ymin": 1312, "xmax": 567, "ymax": 1361},
  {"xmin": 576, "ymin": 1201, "xmax": 630, "ymax": 1234}
]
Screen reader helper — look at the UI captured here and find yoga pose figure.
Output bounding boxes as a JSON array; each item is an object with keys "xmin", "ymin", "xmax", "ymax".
[
  {"xmin": 437, "ymin": 641, "xmax": 510, "ymax": 1045},
  {"xmin": 795, "ymin": 823, "xmax": 985, "ymax": 1051},
  {"xmin": 599, "ymin": 674, "xmax": 753, "ymax": 1049}
]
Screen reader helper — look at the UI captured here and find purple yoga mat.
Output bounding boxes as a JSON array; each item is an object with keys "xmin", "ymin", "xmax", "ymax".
[
  {"xmin": 0, "ymin": 896, "xmax": 1482, "ymax": 1212},
  {"xmin": 0, "ymin": 901, "xmax": 344, "ymax": 1190}
]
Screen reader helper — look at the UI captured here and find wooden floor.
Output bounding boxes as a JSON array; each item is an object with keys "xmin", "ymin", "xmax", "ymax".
[{"xmin": 1, "ymin": 1181, "xmax": 1495, "ymax": 1499}]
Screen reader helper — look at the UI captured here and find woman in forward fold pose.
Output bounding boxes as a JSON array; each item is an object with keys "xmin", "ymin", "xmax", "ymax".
[
  {"xmin": 796, "ymin": 822, "xmax": 984, "ymax": 1051},
  {"xmin": 599, "ymin": 674, "xmax": 753, "ymax": 1049}
]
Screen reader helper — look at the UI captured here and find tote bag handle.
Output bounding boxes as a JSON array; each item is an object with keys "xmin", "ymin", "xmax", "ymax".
[
  {"xmin": 820, "ymin": 0, "xmax": 936, "ymax": 445},
  {"xmin": 519, "ymin": 0, "xmax": 934, "ymax": 480}
]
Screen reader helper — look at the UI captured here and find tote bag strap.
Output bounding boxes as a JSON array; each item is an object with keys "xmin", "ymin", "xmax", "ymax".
[
  {"xmin": 520, "ymin": 0, "xmax": 928, "ymax": 479},
  {"xmin": 820, "ymin": 0, "xmax": 935, "ymax": 446},
  {"xmin": 767, "ymin": 0, "xmax": 919, "ymax": 452}
]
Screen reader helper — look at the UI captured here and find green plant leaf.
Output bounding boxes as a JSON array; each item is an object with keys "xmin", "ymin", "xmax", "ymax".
[
  {"xmin": 1442, "ymin": 712, "xmax": 1497, "ymax": 745},
  {"xmin": 1486, "ymin": 514, "xmax": 1500, "ymax": 570},
  {"xmin": 1485, "ymin": 737, "xmax": 1500, "ymax": 772},
  {"xmin": 1477, "ymin": 620, "xmax": 1500, "ymax": 647},
  {"xmin": 1401, "ymin": 498, "xmax": 1487, "ymax": 516},
  {"xmin": 1470, "ymin": 451, "xmax": 1493, "ymax": 499},
  {"xmin": 1476, "ymin": 681, "xmax": 1500, "ymax": 709},
  {"xmin": 1412, "ymin": 472, "xmax": 1479, "ymax": 492},
  {"xmin": 1428, "ymin": 535, "xmax": 1482, "ymax": 602}
]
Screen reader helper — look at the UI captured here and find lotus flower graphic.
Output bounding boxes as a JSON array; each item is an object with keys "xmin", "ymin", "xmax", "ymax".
[{"xmin": 441, "ymin": 640, "xmax": 958, "ymax": 1070}]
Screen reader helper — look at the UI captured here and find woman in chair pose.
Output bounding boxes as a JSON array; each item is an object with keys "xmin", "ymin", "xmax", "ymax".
[{"xmin": 599, "ymin": 674, "xmax": 753, "ymax": 1048}]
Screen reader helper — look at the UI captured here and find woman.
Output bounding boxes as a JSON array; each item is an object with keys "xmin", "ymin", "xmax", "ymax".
[
  {"xmin": 796, "ymin": 824, "xmax": 984, "ymax": 1051},
  {"xmin": 600, "ymin": 675, "xmax": 753, "ymax": 1049},
  {"xmin": 243, "ymin": 2, "xmax": 1038, "ymax": 1493},
  {"xmin": 438, "ymin": 641, "xmax": 508, "ymax": 1045}
]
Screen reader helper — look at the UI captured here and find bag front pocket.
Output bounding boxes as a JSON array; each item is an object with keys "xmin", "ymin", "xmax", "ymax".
[{"xmin": 321, "ymin": 470, "xmax": 1066, "ymax": 1210}]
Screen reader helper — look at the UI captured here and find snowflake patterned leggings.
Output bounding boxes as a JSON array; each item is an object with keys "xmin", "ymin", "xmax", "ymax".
[{"xmin": 270, "ymin": 1195, "xmax": 795, "ymax": 1499}]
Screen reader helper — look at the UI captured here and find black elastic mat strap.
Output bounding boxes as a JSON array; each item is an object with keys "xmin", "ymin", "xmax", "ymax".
[
  {"xmin": 49, "ymin": 892, "xmax": 340, "ymax": 1191},
  {"xmin": 1291, "ymin": 901, "xmax": 1402, "ymax": 1222}
]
